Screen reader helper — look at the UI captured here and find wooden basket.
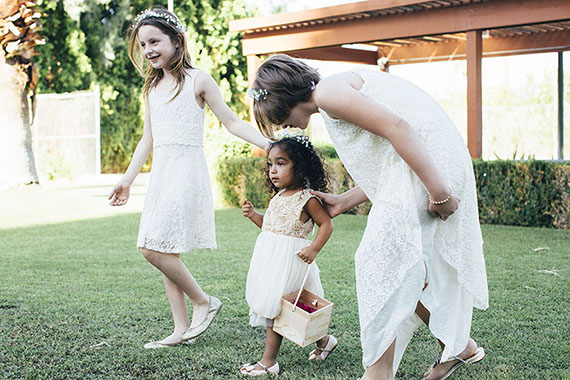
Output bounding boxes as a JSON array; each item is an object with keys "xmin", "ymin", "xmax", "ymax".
[{"xmin": 273, "ymin": 287, "xmax": 334, "ymax": 347}]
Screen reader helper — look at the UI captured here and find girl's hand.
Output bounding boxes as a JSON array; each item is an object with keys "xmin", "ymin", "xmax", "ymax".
[
  {"xmin": 309, "ymin": 190, "xmax": 344, "ymax": 218},
  {"xmin": 242, "ymin": 200, "xmax": 254, "ymax": 218},
  {"xmin": 297, "ymin": 246, "xmax": 318, "ymax": 264},
  {"xmin": 428, "ymin": 195, "xmax": 460, "ymax": 221},
  {"xmin": 108, "ymin": 181, "xmax": 131, "ymax": 206}
]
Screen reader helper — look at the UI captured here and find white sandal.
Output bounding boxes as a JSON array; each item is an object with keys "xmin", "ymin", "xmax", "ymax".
[
  {"xmin": 240, "ymin": 361, "xmax": 279, "ymax": 376},
  {"xmin": 429, "ymin": 347, "xmax": 485, "ymax": 380},
  {"xmin": 308, "ymin": 335, "xmax": 338, "ymax": 360}
]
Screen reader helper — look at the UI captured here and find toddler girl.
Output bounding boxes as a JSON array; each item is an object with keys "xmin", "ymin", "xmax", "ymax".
[{"xmin": 240, "ymin": 135, "xmax": 337, "ymax": 376}]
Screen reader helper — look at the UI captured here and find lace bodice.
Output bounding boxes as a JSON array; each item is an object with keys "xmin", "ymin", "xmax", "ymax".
[
  {"xmin": 262, "ymin": 189, "xmax": 316, "ymax": 238},
  {"xmin": 148, "ymin": 69, "xmax": 205, "ymax": 148}
]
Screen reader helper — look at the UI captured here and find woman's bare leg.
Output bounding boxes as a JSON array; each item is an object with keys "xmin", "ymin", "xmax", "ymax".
[
  {"xmin": 415, "ymin": 301, "xmax": 479, "ymax": 380},
  {"xmin": 360, "ymin": 339, "xmax": 396, "ymax": 380}
]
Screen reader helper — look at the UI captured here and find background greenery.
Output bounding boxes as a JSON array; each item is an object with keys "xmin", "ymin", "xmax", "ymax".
[
  {"xmin": 1, "ymin": 209, "xmax": 568, "ymax": 379},
  {"xmin": 36, "ymin": 0, "xmax": 252, "ymax": 173},
  {"xmin": 217, "ymin": 154, "xmax": 569, "ymax": 228}
]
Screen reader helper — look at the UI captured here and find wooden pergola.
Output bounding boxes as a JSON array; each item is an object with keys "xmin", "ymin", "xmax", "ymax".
[{"xmin": 230, "ymin": 0, "xmax": 570, "ymax": 159}]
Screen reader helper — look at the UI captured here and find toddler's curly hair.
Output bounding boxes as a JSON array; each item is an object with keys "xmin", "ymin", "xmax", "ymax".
[{"xmin": 265, "ymin": 137, "xmax": 329, "ymax": 193}]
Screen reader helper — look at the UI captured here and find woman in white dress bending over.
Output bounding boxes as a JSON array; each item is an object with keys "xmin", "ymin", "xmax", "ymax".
[
  {"xmin": 108, "ymin": 8, "xmax": 269, "ymax": 348},
  {"xmin": 249, "ymin": 54, "xmax": 488, "ymax": 380}
]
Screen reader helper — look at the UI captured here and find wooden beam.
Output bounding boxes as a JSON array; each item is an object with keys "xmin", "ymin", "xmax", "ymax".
[
  {"xmin": 466, "ymin": 30, "xmax": 482, "ymax": 159},
  {"xmin": 230, "ymin": 0, "xmax": 433, "ymax": 32},
  {"xmin": 382, "ymin": 29, "xmax": 570, "ymax": 65},
  {"xmin": 287, "ymin": 46, "xmax": 378, "ymax": 65},
  {"xmin": 238, "ymin": 0, "xmax": 570, "ymax": 55}
]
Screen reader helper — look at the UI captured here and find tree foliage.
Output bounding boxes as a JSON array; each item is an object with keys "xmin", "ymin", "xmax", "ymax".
[{"xmin": 35, "ymin": 0, "xmax": 252, "ymax": 173}]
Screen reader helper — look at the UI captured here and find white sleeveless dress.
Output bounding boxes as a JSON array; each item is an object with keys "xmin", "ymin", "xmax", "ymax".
[
  {"xmin": 137, "ymin": 69, "xmax": 216, "ymax": 253},
  {"xmin": 319, "ymin": 69, "xmax": 489, "ymax": 372},
  {"xmin": 245, "ymin": 189, "xmax": 324, "ymax": 327}
]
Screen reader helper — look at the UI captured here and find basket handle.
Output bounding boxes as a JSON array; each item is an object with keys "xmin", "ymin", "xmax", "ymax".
[{"xmin": 291, "ymin": 262, "xmax": 313, "ymax": 312}]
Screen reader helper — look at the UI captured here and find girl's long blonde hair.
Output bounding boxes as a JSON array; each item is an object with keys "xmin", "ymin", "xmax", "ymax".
[{"xmin": 127, "ymin": 8, "xmax": 193, "ymax": 100}]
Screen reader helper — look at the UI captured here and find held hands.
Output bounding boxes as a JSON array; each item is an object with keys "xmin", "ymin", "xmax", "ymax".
[
  {"xmin": 242, "ymin": 200, "xmax": 254, "ymax": 218},
  {"xmin": 108, "ymin": 181, "xmax": 131, "ymax": 206},
  {"xmin": 428, "ymin": 195, "xmax": 460, "ymax": 221},
  {"xmin": 296, "ymin": 246, "xmax": 318, "ymax": 264}
]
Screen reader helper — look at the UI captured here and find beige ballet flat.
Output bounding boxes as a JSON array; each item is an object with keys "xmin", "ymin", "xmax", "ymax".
[{"xmin": 181, "ymin": 296, "xmax": 223, "ymax": 341}]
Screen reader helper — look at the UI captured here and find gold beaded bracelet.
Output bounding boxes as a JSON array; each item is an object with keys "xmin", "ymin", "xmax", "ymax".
[{"xmin": 429, "ymin": 187, "xmax": 453, "ymax": 205}]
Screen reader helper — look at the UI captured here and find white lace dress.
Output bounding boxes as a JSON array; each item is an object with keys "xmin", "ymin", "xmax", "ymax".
[
  {"xmin": 246, "ymin": 189, "xmax": 324, "ymax": 327},
  {"xmin": 319, "ymin": 69, "xmax": 489, "ymax": 372},
  {"xmin": 137, "ymin": 69, "xmax": 216, "ymax": 253}
]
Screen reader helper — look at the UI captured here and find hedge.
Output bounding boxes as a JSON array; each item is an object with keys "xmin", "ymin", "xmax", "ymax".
[
  {"xmin": 473, "ymin": 160, "xmax": 569, "ymax": 229},
  {"xmin": 217, "ymin": 157, "xmax": 569, "ymax": 229}
]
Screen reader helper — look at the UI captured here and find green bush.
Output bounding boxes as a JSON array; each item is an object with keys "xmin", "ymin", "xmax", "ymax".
[
  {"xmin": 474, "ymin": 160, "xmax": 570, "ymax": 228},
  {"xmin": 217, "ymin": 155, "xmax": 569, "ymax": 228},
  {"xmin": 216, "ymin": 156, "xmax": 371, "ymax": 214}
]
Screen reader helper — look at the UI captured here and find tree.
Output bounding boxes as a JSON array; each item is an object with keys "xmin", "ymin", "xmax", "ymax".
[{"xmin": 0, "ymin": 0, "xmax": 42, "ymax": 187}]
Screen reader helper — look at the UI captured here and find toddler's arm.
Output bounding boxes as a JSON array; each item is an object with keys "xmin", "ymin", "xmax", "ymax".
[
  {"xmin": 195, "ymin": 72, "xmax": 271, "ymax": 150},
  {"xmin": 242, "ymin": 200, "xmax": 264, "ymax": 228},
  {"xmin": 297, "ymin": 198, "xmax": 333, "ymax": 264}
]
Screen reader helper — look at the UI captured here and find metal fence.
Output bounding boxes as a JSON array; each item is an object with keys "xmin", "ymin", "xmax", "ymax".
[{"xmin": 32, "ymin": 86, "xmax": 100, "ymax": 178}]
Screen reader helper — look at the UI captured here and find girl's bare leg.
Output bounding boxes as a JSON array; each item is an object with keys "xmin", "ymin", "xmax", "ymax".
[
  {"xmin": 247, "ymin": 326, "xmax": 283, "ymax": 370},
  {"xmin": 142, "ymin": 249, "xmax": 211, "ymax": 339},
  {"xmin": 361, "ymin": 339, "xmax": 396, "ymax": 380},
  {"xmin": 415, "ymin": 301, "xmax": 479, "ymax": 380}
]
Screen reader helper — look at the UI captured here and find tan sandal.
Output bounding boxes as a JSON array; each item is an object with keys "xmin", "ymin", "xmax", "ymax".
[{"xmin": 308, "ymin": 334, "xmax": 337, "ymax": 360}]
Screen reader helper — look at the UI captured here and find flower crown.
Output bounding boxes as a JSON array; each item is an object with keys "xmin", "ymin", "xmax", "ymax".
[
  {"xmin": 248, "ymin": 81, "xmax": 316, "ymax": 102},
  {"xmin": 133, "ymin": 9, "xmax": 185, "ymax": 33},
  {"xmin": 278, "ymin": 131, "xmax": 314, "ymax": 152},
  {"xmin": 248, "ymin": 87, "xmax": 268, "ymax": 101}
]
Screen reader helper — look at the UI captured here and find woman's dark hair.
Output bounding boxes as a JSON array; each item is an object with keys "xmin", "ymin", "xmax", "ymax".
[{"xmin": 265, "ymin": 136, "xmax": 329, "ymax": 194}]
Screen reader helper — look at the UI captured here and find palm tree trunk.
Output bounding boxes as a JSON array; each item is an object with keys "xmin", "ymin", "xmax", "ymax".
[{"xmin": 0, "ymin": 51, "xmax": 39, "ymax": 187}]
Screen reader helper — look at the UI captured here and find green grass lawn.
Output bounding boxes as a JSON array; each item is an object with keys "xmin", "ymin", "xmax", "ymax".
[{"xmin": 1, "ymin": 209, "xmax": 568, "ymax": 379}]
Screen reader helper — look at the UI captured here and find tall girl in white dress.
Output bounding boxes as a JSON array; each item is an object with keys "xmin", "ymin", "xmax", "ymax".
[
  {"xmin": 250, "ymin": 54, "xmax": 488, "ymax": 380},
  {"xmin": 240, "ymin": 136, "xmax": 336, "ymax": 376},
  {"xmin": 108, "ymin": 8, "xmax": 269, "ymax": 348}
]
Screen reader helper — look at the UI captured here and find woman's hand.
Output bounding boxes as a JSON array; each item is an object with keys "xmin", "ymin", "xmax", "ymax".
[
  {"xmin": 297, "ymin": 246, "xmax": 318, "ymax": 264},
  {"xmin": 428, "ymin": 195, "xmax": 460, "ymax": 221},
  {"xmin": 309, "ymin": 190, "xmax": 344, "ymax": 218},
  {"xmin": 242, "ymin": 200, "xmax": 255, "ymax": 218},
  {"xmin": 108, "ymin": 181, "xmax": 131, "ymax": 206}
]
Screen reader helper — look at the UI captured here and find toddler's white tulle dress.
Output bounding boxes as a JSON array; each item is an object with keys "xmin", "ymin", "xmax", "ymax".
[
  {"xmin": 137, "ymin": 69, "xmax": 216, "ymax": 253},
  {"xmin": 319, "ymin": 69, "xmax": 489, "ymax": 372},
  {"xmin": 246, "ymin": 189, "xmax": 324, "ymax": 327}
]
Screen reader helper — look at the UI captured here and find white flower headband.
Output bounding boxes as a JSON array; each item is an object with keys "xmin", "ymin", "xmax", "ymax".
[
  {"xmin": 278, "ymin": 131, "xmax": 314, "ymax": 152},
  {"xmin": 133, "ymin": 9, "xmax": 185, "ymax": 33},
  {"xmin": 248, "ymin": 88, "xmax": 268, "ymax": 101},
  {"xmin": 249, "ymin": 81, "xmax": 316, "ymax": 102}
]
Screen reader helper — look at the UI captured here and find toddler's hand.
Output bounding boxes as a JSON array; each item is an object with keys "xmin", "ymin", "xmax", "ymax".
[
  {"xmin": 242, "ymin": 200, "xmax": 254, "ymax": 218},
  {"xmin": 297, "ymin": 246, "xmax": 318, "ymax": 264}
]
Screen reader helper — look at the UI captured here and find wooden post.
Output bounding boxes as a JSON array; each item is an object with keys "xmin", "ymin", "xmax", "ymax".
[
  {"xmin": 558, "ymin": 51, "xmax": 564, "ymax": 160},
  {"xmin": 466, "ymin": 30, "xmax": 482, "ymax": 158}
]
